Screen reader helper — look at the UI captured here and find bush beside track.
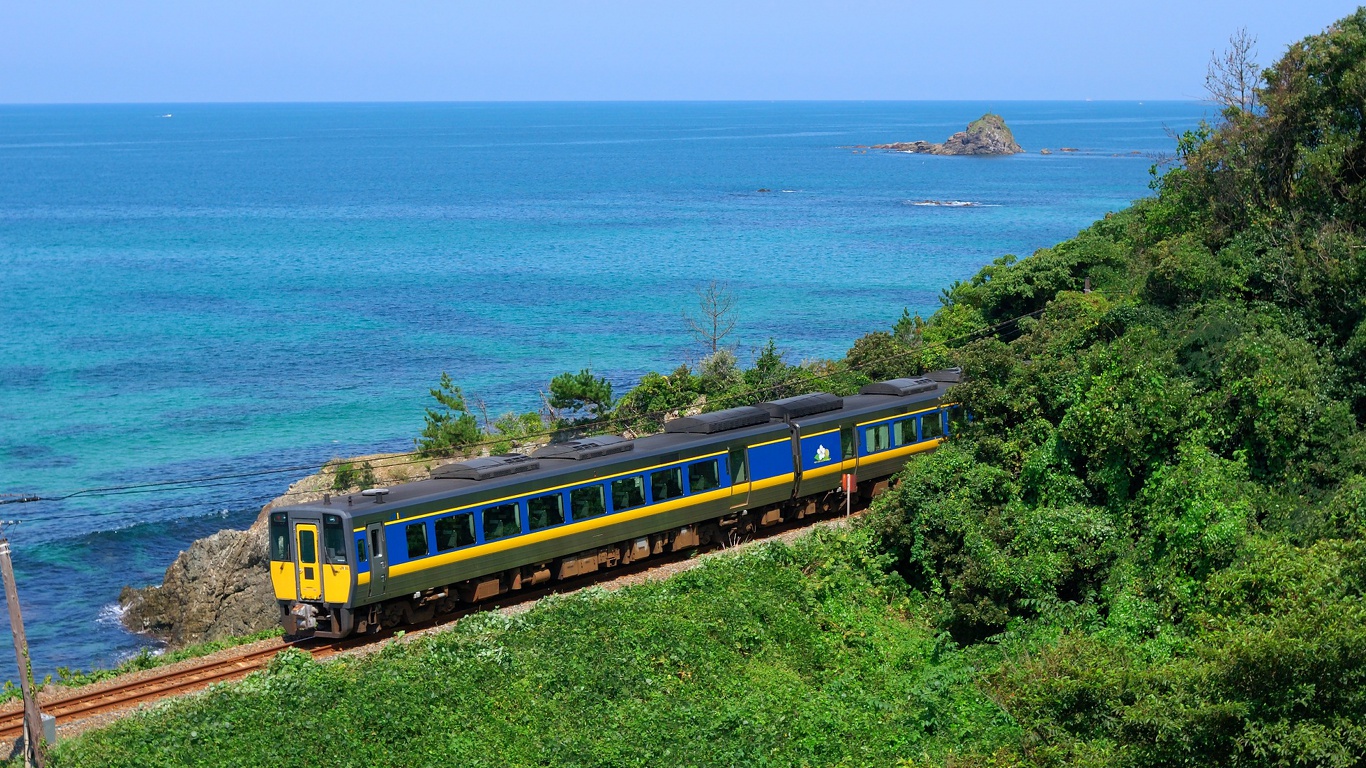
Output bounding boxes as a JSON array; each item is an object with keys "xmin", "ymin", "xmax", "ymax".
[{"xmin": 43, "ymin": 529, "xmax": 1016, "ymax": 768}]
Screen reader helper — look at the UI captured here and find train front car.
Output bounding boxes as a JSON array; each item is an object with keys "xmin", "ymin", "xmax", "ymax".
[{"xmin": 269, "ymin": 505, "xmax": 356, "ymax": 638}]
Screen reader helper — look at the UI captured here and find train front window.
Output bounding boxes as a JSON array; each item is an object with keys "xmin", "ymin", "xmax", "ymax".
[
  {"xmin": 298, "ymin": 529, "xmax": 317, "ymax": 565},
  {"xmin": 269, "ymin": 513, "xmax": 289, "ymax": 561},
  {"xmin": 323, "ymin": 515, "xmax": 347, "ymax": 564},
  {"xmin": 651, "ymin": 468, "xmax": 684, "ymax": 502},
  {"xmin": 689, "ymin": 460, "xmax": 720, "ymax": 492},
  {"xmin": 611, "ymin": 476, "xmax": 646, "ymax": 511}
]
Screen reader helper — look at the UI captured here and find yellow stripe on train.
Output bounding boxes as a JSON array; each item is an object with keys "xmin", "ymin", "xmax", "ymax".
[{"xmin": 386, "ymin": 474, "xmax": 795, "ymax": 580}]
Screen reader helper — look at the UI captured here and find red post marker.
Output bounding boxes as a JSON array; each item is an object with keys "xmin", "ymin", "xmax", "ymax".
[{"xmin": 841, "ymin": 473, "xmax": 856, "ymax": 516}]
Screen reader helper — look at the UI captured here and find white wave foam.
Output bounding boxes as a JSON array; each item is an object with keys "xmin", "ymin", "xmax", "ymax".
[
  {"xmin": 908, "ymin": 199, "xmax": 998, "ymax": 207},
  {"xmin": 95, "ymin": 602, "xmax": 128, "ymax": 627}
]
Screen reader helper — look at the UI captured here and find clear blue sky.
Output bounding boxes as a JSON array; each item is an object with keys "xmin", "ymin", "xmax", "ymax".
[{"xmin": 1, "ymin": 1, "xmax": 1358, "ymax": 102}]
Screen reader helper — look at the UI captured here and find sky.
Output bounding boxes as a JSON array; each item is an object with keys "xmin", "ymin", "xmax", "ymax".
[{"xmin": 0, "ymin": 1, "xmax": 1359, "ymax": 103}]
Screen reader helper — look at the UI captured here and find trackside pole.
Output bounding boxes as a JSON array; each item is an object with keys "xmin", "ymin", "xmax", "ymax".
[
  {"xmin": 842, "ymin": 473, "xmax": 856, "ymax": 517},
  {"xmin": 0, "ymin": 532, "xmax": 45, "ymax": 768}
]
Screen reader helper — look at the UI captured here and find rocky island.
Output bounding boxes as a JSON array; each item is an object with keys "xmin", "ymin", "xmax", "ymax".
[{"xmin": 871, "ymin": 112, "xmax": 1023, "ymax": 155}]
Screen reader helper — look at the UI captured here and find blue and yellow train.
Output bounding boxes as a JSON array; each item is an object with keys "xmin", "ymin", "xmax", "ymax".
[{"xmin": 270, "ymin": 370, "xmax": 962, "ymax": 638}]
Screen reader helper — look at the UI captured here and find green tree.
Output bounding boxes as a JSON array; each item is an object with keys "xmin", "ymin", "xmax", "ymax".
[
  {"xmin": 489, "ymin": 411, "xmax": 545, "ymax": 454},
  {"xmin": 549, "ymin": 369, "xmax": 614, "ymax": 423},
  {"xmin": 416, "ymin": 372, "xmax": 481, "ymax": 457},
  {"xmin": 612, "ymin": 366, "xmax": 702, "ymax": 434}
]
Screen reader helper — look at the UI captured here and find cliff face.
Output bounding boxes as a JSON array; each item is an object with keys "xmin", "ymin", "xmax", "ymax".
[
  {"xmin": 118, "ymin": 515, "xmax": 277, "ymax": 646},
  {"xmin": 872, "ymin": 113, "xmax": 1024, "ymax": 156},
  {"xmin": 119, "ymin": 451, "xmax": 431, "ymax": 647}
]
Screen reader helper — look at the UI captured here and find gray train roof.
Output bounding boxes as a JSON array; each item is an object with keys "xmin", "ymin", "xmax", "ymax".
[
  {"xmin": 285, "ymin": 371, "xmax": 960, "ymax": 520},
  {"xmin": 312, "ymin": 417, "xmax": 791, "ymax": 517}
]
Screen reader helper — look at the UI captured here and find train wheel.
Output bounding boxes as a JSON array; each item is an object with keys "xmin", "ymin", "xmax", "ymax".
[{"xmin": 381, "ymin": 603, "xmax": 405, "ymax": 629}]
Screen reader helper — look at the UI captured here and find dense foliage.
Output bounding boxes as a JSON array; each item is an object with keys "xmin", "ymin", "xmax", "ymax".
[
  {"xmin": 415, "ymin": 371, "xmax": 482, "ymax": 457},
  {"xmin": 48, "ymin": 532, "xmax": 1019, "ymax": 768},
  {"xmin": 862, "ymin": 11, "xmax": 1366, "ymax": 764}
]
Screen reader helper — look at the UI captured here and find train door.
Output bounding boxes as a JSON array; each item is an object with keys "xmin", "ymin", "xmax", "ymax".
[
  {"xmin": 295, "ymin": 522, "xmax": 322, "ymax": 601},
  {"xmin": 366, "ymin": 523, "xmax": 388, "ymax": 599},
  {"xmin": 728, "ymin": 447, "xmax": 750, "ymax": 509}
]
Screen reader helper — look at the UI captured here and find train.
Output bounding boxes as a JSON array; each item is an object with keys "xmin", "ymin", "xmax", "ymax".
[{"xmin": 270, "ymin": 369, "xmax": 963, "ymax": 638}]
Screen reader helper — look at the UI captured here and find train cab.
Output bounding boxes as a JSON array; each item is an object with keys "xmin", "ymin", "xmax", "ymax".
[{"xmin": 269, "ymin": 506, "xmax": 355, "ymax": 638}]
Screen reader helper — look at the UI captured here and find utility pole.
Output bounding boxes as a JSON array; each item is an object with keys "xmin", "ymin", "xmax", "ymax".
[{"xmin": 0, "ymin": 524, "xmax": 45, "ymax": 768}]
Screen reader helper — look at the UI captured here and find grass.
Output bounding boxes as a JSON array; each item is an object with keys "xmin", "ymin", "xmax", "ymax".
[{"xmin": 43, "ymin": 529, "xmax": 1017, "ymax": 767}]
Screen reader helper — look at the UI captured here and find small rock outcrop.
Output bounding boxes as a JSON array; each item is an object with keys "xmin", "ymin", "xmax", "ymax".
[
  {"xmin": 119, "ymin": 516, "xmax": 276, "ymax": 646},
  {"xmin": 119, "ymin": 451, "xmax": 436, "ymax": 648},
  {"xmin": 872, "ymin": 113, "xmax": 1024, "ymax": 156}
]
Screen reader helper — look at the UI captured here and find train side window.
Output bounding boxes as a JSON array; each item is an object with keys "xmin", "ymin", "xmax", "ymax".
[
  {"xmin": 528, "ymin": 493, "xmax": 565, "ymax": 531},
  {"xmin": 436, "ymin": 512, "xmax": 476, "ymax": 552},
  {"xmin": 864, "ymin": 424, "xmax": 890, "ymax": 454},
  {"xmin": 356, "ymin": 536, "xmax": 368, "ymax": 564},
  {"xmin": 893, "ymin": 419, "xmax": 912, "ymax": 447},
  {"xmin": 921, "ymin": 411, "xmax": 944, "ymax": 440},
  {"xmin": 483, "ymin": 503, "xmax": 522, "ymax": 541},
  {"xmin": 689, "ymin": 459, "xmax": 721, "ymax": 492},
  {"xmin": 571, "ymin": 486, "xmax": 606, "ymax": 521},
  {"xmin": 323, "ymin": 515, "xmax": 347, "ymax": 564},
  {"xmin": 406, "ymin": 522, "xmax": 429, "ymax": 559},
  {"xmin": 370, "ymin": 529, "xmax": 382, "ymax": 563},
  {"xmin": 728, "ymin": 449, "xmax": 748, "ymax": 484},
  {"xmin": 612, "ymin": 476, "xmax": 646, "ymax": 511},
  {"xmin": 948, "ymin": 405, "xmax": 967, "ymax": 434},
  {"xmin": 651, "ymin": 467, "xmax": 684, "ymax": 502},
  {"xmin": 841, "ymin": 426, "xmax": 855, "ymax": 460},
  {"xmin": 269, "ymin": 513, "xmax": 289, "ymax": 561}
]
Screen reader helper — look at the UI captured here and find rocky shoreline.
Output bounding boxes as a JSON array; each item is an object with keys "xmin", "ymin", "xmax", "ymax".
[{"xmin": 118, "ymin": 452, "xmax": 440, "ymax": 647}]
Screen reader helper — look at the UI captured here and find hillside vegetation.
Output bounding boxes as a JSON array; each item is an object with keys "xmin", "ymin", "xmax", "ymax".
[
  {"xmin": 865, "ymin": 11, "xmax": 1366, "ymax": 764},
  {"xmin": 37, "ymin": 11, "xmax": 1366, "ymax": 767}
]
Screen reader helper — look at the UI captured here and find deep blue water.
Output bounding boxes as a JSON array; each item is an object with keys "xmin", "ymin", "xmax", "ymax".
[{"xmin": 0, "ymin": 101, "xmax": 1208, "ymax": 680}]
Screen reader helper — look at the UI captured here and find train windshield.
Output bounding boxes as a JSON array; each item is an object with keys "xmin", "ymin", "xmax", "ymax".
[
  {"xmin": 269, "ymin": 513, "xmax": 289, "ymax": 561},
  {"xmin": 323, "ymin": 514, "xmax": 348, "ymax": 564}
]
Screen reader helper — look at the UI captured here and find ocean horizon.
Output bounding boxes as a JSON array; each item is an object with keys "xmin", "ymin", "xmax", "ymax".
[{"xmin": 0, "ymin": 100, "xmax": 1209, "ymax": 679}]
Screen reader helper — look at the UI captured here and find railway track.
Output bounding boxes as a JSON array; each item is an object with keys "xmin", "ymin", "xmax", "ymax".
[{"xmin": 0, "ymin": 505, "xmax": 865, "ymax": 744}]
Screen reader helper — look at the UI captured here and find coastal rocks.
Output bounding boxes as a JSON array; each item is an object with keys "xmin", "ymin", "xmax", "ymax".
[
  {"xmin": 1039, "ymin": 148, "xmax": 1053, "ymax": 155},
  {"xmin": 872, "ymin": 113, "xmax": 1024, "ymax": 156},
  {"xmin": 119, "ymin": 451, "xmax": 431, "ymax": 648},
  {"xmin": 118, "ymin": 516, "xmax": 276, "ymax": 646}
]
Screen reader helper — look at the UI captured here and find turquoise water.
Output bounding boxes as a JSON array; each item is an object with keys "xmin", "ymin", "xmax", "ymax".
[{"xmin": 0, "ymin": 101, "xmax": 1207, "ymax": 678}]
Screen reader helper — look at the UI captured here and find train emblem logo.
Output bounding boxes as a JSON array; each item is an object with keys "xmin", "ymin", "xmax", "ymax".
[{"xmin": 814, "ymin": 445, "xmax": 831, "ymax": 463}]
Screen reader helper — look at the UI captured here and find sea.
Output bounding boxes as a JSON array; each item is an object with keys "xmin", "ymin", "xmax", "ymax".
[{"xmin": 0, "ymin": 101, "xmax": 1209, "ymax": 681}]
